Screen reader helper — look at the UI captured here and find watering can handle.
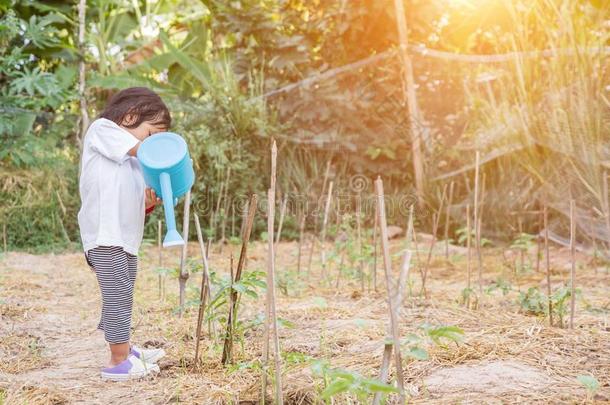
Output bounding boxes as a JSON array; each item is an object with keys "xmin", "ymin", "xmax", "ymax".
[{"xmin": 159, "ymin": 172, "xmax": 184, "ymax": 247}]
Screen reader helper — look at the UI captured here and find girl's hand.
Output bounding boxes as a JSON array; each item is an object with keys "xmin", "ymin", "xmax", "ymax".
[{"xmin": 145, "ymin": 188, "xmax": 162, "ymax": 211}]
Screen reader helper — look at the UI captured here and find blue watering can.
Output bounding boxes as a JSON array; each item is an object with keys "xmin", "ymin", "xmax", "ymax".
[{"xmin": 137, "ymin": 132, "xmax": 195, "ymax": 247}]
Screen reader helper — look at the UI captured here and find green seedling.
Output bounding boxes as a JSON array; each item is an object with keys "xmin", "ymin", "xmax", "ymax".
[
  {"xmin": 277, "ymin": 270, "xmax": 305, "ymax": 296},
  {"xmin": 311, "ymin": 359, "xmax": 398, "ymax": 404},
  {"xmin": 456, "ymin": 226, "xmax": 491, "ymax": 247},
  {"xmin": 485, "ymin": 277, "xmax": 512, "ymax": 296},
  {"xmin": 510, "ymin": 232, "xmax": 536, "ymax": 273},
  {"xmin": 517, "ymin": 286, "xmax": 581, "ymax": 328},
  {"xmin": 577, "ymin": 375, "xmax": 600, "ymax": 400},
  {"xmin": 459, "ymin": 287, "xmax": 478, "ymax": 309}
]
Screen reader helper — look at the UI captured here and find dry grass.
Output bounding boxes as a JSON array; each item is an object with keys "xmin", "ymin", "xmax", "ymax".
[
  {"xmin": 0, "ymin": 332, "xmax": 49, "ymax": 374},
  {"xmin": 0, "ymin": 237, "xmax": 608, "ymax": 404}
]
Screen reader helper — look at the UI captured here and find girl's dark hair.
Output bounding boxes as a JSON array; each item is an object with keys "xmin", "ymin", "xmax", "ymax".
[{"xmin": 99, "ymin": 87, "xmax": 171, "ymax": 129}]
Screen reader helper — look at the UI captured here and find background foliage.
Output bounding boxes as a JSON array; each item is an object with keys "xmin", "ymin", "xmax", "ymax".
[{"xmin": 0, "ymin": 0, "xmax": 608, "ymax": 250}]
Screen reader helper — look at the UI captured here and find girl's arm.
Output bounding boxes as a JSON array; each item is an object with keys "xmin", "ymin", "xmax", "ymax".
[{"xmin": 91, "ymin": 119, "xmax": 140, "ymax": 163}]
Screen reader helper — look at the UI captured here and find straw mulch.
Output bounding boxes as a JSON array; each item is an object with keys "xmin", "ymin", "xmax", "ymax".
[{"xmin": 0, "ymin": 238, "xmax": 608, "ymax": 404}]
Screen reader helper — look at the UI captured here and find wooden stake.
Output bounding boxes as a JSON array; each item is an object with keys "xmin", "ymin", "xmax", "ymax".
[
  {"xmin": 240, "ymin": 198, "xmax": 250, "ymax": 239},
  {"xmin": 231, "ymin": 201, "xmax": 236, "ymax": 238},
  {"xmin": 569, "ymin": 200, "xmax": 576, "ymax": 329},
  {"xmin": 3, "ymin": 223, "xmax": 6, "ymax": 254},
  {"xmin": 275, "ymin": 194, "xmax": 288, "ymax": 249},
  {"xmin": 466, "ymin": 204, "xmax": 472, "ymax": 308},
  {"xmin": 535, "ymin": 211, "xmax": 542, "ymax": 273},
  {"xmin": 374, "ymin": 177, "xmax": 405, "ymax": 403},
  {"xmin": 222, "ymin": 194, "xmax": 258, "ymax": 364},
  {"xmin": 544, "ymin": 205, "xmax": 553, "ymax": 327},
  {"xmin": 356, "ymin": 192, "xmax": 364, "ymax": 291},
  {"xmin": 178, "ymin": 190, "xmax": 192, "ymax": 317},
  {"xmin": 194, "ymin": 212, "xmax": 213, "ymax": 365},
  {"xmin": 444, "ymin": 181, "xmax": 455, "ymax": 260},
  {"xmin": 157, "ymin": 220, "xmax": 162, "ymax": 300},
  {"xmin": 305, "ymin": 162, "xmax": 331, "ymax": 277},
  {"xmin": 262, "ymin": 142, "xmax": 283, "ymax": 404},
  {"xmin": 321, "ymin": 158, "xmax": 332, "ymax": 201},
  {"xmin": 420, "ymin": 185, "xmax": 447, "ymax": 296},
  {"xmin": 320, "ymin": 181, "xmax": 334, "ymax": 274},
  {"xmin": 473, "ymin": 151, "xmax": 482, "ymax": 294},
  {"xmin": 373, "ymin": 247, "xmax": 412, "ymax": 405},
  {"xmin": 372, "ymin": 201, "xmax": 379, "ymax": 292},
  {"xmin": 220, "ymin": 167, "xmax": 231, "ymax": 246},
  {"xmin": 399, "ymin": 204, "xmax": 415, "ymax": 294},
  {"xmin": 602, "ymin": 170, "xmax": 610, "ymax": 249},
  {"xmin": 306, "ymin": 231, "xmax": 316, "ymax": 276},
  {"xmin": 213, "ymin": 171, "xmax": 226, "ymax": 242},
  {"xmin": 392, "ymin": 0, "xmax": 425, "ymax": 205}
]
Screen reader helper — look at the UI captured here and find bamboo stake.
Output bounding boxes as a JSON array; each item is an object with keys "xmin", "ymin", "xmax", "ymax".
[
  {"xmin": 262, "ymin": 141, "xmax": 283, "ymax": 404},
  {"xmin": 321, "ymin": 158, "xmax": 332, "ymax": 201},
  {"xmin": 213, "ymin": 171, "xmax": 225, "ymax": 242},
  {"xmin": 222, "ymin": 194, "xmax": 258, "ymax": 364},
  {"xmin": 356, "ymin": 192, "xmax": 364, "ymax": 291},
  {"xmin": 305, "ymin": 159, "xmax": 332, "ymax": 277},
  {"xmin": 372, "ymin": 201, "xmax": 379, "ymax": 292},
  {"xmin": 535, "ymin": 211, "xmax": 542, "ymax": 273},
  {"xmin": 3, "ymin": 223, "xmax": 6, "ymax": 254},
  {"xmin": 306, "ymin": 230, "xmax": 316, "ymax": 276},
  {"xmin": 602, "ymin": 170, "xmax": 610, "ymax": 249},
  {"xmin": 320, "ymin": 181, "xmax": 334, "ymax": 274},
  {"xmin": 194, "ymin": 212, "xmax": 213, "ymax": 365},
  {"xmin": 157, "ymin": 220, "xmax": 162, "ymax": 300},
  {"xmin": 569, "ymin": 199, "xmax": 576, "ymax": 329},
  {"xmin": 178, "ymin": 190, "xmax": 192, "ymax": 317},
  {"xmin": 392, "ymin": 0, "xmax": 425, "ymax": 205},
  {"xmin": 466, "ymin": 204, "xmax": 472, "ymax": 308},
  {"xmin": 473, "ymin": 151, "xmax": 482, "ymax": 294},
  {"xmin": 373, "ymin": 247, "xmax": 412, "ymax": 405},
  {"xmin": 444, "ymin": 181, "xmax": 455, "ymax": 260},
  {"xmin": 397, "ymin": 204, "xmax": 415, "ymax": 298},
  {"xmin": 231, "ymin": 201, "xmax": 236, "ymax": 238},
  {"xmin": 297, "ymin": 212, "xmax": 306, "ymax": 274},
  {"xmin": 227, "ymin": 252, "xmax": 234, "ymax": 346},
  {"xmin": 420, "ymin": 185, "xmax": 447, "ymax": 296},
  {"xmin": 220, "ymin": 167, "xmax": 232, "ymax": 246},
  {"xmin": 374, "ymin": 177, "xmax": 405, "ymax": 403},
  {"xmin": 240, "ymin": 198, "xmax": 250, "ymax": 239},
  {"xmin": 544, "ymin": 205, "xmax": 553, "ymax": 327}
]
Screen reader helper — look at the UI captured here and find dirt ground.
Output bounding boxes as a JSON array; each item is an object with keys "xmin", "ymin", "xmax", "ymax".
[{"xmin": 0, "ymin": 236, "xmax": 609, "ymax": 404}]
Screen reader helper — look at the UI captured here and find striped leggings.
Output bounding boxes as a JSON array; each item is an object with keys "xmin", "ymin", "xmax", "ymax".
[{"xmin": 86, "ymin": 246, "xmax": 138, "ymax": 344}]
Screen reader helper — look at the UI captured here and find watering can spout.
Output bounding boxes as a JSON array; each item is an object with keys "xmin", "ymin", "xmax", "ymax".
[
  {"xmin": 163, "ymin": 229, "xmax": 184, "ymax": 247},
  {"xmin": 159, "ymin": 171, "xmax": 185, "ymax": 247}
]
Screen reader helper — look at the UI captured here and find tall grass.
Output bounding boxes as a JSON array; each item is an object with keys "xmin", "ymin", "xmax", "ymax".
[
  {"xmin": 0, "ymin": 167, "xmax": 79, "ymax": 251},
  {"xmin": 463, "ymin": 0, "xmax": 609, "ymax": 239}
]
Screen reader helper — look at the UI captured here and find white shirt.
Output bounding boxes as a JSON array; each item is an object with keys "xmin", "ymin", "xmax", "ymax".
[{"xmin": 78, "ymin": 118, "xmax": 145, "ymax": 255}]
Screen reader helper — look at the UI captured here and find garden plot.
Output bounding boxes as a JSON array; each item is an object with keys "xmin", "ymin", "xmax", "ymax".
[{"xmin": 0, "ymin": 237, "xmax": 608, "ymax": 404}]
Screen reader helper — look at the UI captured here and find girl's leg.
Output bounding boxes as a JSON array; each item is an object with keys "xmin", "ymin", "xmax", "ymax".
[
  {"xmin": 88, "ymin": 246, "xmax": 135, "ymax": 366},
  {"xmin": 109, "ymin": 342, "xmax": 130, "ymax": 366}
]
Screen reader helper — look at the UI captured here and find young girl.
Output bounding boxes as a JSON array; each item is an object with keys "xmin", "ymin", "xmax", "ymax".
[{"xmin": 78, "ymin": 87, "xmax": 170, "ymax": 380}]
